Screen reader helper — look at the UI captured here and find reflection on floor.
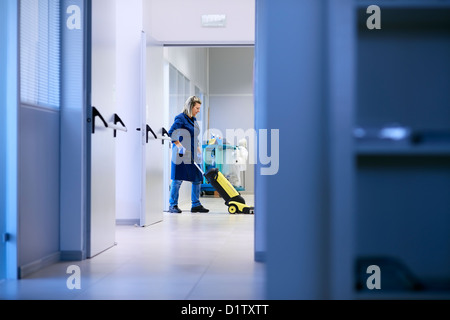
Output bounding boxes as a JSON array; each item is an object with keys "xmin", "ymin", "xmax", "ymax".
[{"xmin": 0, "ymin": 195, "xmax": 265, "ymax": 300}]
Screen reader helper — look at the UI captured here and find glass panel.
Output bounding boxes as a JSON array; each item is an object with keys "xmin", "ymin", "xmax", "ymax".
[
  {"xmin": 184, "ymin": 75, "xmax": 190, "ymax": 103},
  {"xmin": 177, "ymin": 71, "xmax": 185, "ymax": 111},
  {"xmin": 169, "ymin": 64, "xmax": 178, "ymax": 122},
  {"xmin": 20, "ymin": 0, "xmax": 60, "ymax": 108}
]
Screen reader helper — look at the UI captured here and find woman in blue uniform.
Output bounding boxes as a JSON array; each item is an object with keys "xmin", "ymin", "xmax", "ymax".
[{"xmin": 168, "ymin": 96, "xmax": 209, "ymax": 213}]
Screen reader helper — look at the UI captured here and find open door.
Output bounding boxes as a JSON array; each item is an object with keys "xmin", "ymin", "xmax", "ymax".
[
  {"xmin": 139, "ymin": 32, "xmax": 165, "ymax": 227},
  {"xmin": 87, "ymin": 0, "xmax": 119, "ymax": 257}
]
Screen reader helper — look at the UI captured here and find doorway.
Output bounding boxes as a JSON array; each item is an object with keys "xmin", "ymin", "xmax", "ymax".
[{"xmin": 163, "ymin": 46, "xmax": 255, "ymax": 211}]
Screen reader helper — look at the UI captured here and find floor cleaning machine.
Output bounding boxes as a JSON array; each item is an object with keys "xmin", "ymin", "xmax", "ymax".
[{"xmin": 194, "ymin": 162, "xmax": 254, "ymax": 214}]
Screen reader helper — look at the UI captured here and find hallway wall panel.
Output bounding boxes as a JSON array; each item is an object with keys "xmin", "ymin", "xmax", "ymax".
[{"xmin": 19, "ymin": 106, "xmax": 60, "ymax": 277}]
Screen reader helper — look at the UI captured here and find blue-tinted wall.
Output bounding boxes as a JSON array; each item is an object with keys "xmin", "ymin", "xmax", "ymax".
[
  {"xmin": 0, "ymin": 0, "xmax": 19, "ymax": 280},
  {"xmin": 256, "ymin": 0, "xmax": 450, "ymax": 299},
  {"xmin": 0, "ymin": 0, "xmax": 8, "ymax": 282}
]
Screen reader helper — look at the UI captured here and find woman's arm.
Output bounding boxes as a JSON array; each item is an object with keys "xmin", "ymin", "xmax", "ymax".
[{"xmin": 169, "ymin": 115, "xmax": 185, "ymax": 150}]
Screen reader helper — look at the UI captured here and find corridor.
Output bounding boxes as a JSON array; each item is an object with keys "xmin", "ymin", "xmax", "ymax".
[{"xmin": 0, "ymin": 196, "xmax": 264, "ymax": 300}]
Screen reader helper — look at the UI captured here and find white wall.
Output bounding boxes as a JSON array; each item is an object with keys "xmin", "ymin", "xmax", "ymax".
[
  {"xmin": 164, "ymin": 47, "xmax": 208, "ymax": 92},
  {"xmin": 144, "ymin": 0, "xmax": 255, "ymax": 45},
  {"xmin": 208, "ymin": 47, "xmax": 255, "ymax": 193}
]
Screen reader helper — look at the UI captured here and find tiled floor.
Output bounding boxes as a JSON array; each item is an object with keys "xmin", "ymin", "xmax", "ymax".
[{"xmin": 0, "ymin": 195, "xmax": 265, "ymax": 300}]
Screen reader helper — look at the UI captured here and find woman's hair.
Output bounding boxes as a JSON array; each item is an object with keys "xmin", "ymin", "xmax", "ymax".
[{"xmin": 182, "ymin": 95, "xmax": 202, "ymax": 118}]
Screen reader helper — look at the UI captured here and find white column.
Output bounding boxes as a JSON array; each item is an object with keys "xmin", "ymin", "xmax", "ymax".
[
  {"xmin": 255, "ymin": 0, "xmax": 333, "ymax": 299},
  {"xmin": 115, "ymin": 0, "xmax": 144, "ymax": 222}
]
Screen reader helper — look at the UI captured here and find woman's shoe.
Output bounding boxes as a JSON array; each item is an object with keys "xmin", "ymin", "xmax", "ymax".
[
  {"xmin": 191, "ymin": 205, "xmax": 209, "ymax": 213},
  {"xmin": 169, "ymin": 205, "xmax": 182, "ymax": 213}
]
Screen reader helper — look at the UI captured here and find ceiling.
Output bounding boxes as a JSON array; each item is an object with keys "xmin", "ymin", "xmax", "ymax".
[{"xmin": 92, "ymin": 0, "xmax": 255, "ymax": 47}]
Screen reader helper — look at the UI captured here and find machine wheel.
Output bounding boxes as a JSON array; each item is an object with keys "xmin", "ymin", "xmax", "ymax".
[{"xmin": 228, "ymin": 204, "xmax": 238, "ymax": 214}]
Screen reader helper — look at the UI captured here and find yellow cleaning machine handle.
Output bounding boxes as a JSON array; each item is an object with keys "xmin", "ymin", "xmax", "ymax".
[
  {"xmin": 214, "ymin": 170, "xmax": 240, "ymax": 199},
  {"xmin": 194, "ymin": 163, "xmax": 241, "ymax": 202}
]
